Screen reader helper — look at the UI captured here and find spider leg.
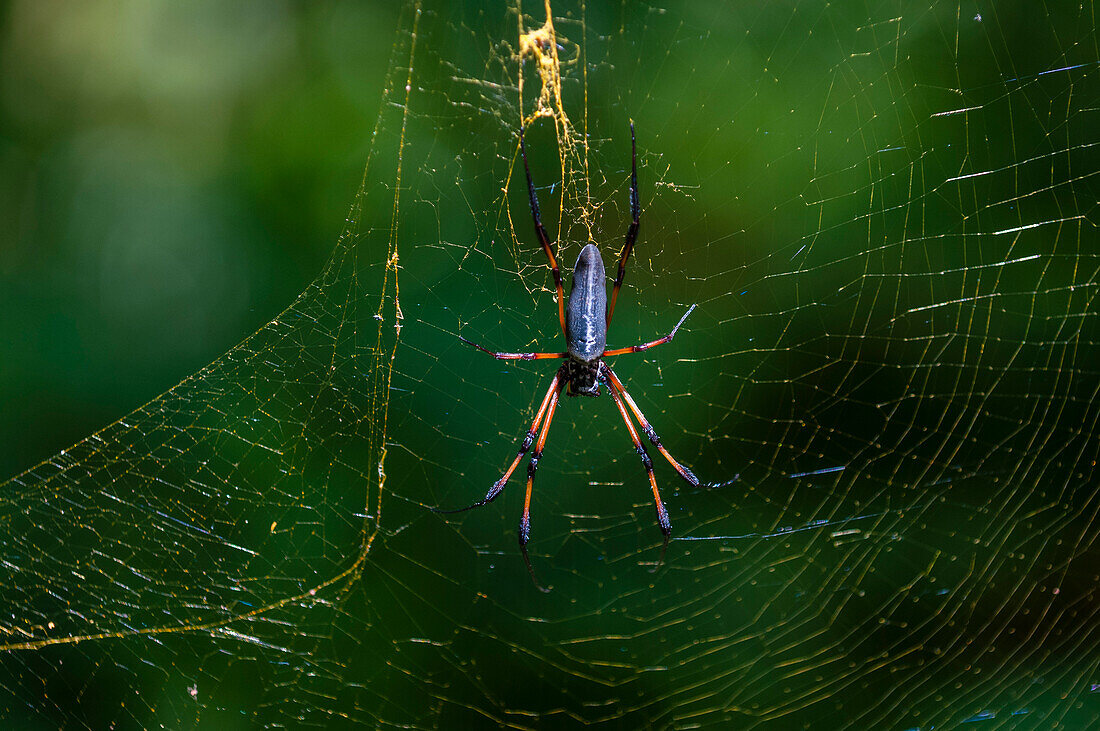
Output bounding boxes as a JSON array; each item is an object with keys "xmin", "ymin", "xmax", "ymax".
[
  {"xmin": 519, "ymin": 377, "xmax": 564, "ymax": 593},
  {"xmin": 603, "ymin": 364, "xmax": 700, "ymax": 488},
  {"xmin": 520, "ymin": 127, "xmax": 568, "ymax": 339},
  {"xmin": 602, "ymin": 304, "xmax": 696, "ymax": 357},
  {"xmin": 431, "ymin": 368, "xmax": 563, "ymax": 515},
  {"xmin": 458, "ymin": 335, "xmax": 568, "ymax": 361},
  {"xmin": 607, "ymin": 120, "xmax": 640, "ymax": 328},
  {"xmin": 605, "ymin": 368, "xmax": 671, "ymax": 572}
]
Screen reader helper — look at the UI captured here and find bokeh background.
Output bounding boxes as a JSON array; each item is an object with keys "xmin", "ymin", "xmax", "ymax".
[{"xmin": 0, "ymin": 1, "xmax": 393, "ymax": 477}]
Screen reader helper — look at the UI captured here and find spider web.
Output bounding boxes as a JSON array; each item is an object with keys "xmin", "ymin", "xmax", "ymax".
[{"xmin": 3, "ymin": 0, "xmax": 1099, "ymax": 727}]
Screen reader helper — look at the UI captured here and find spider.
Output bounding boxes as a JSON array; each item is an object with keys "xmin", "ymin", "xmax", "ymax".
[{"xmin": 435, "ymin": 123, "xmax": 701, "ymax": 589}]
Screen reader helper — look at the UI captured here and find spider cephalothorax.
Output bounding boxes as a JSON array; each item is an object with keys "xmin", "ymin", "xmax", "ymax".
[
  {"xmin": 563, "ymin": 358, "xmax": 601, "ymax": 397},
  {"xmin": 437, "ymin": 123, "xmax": 699, "ymax": 589}
]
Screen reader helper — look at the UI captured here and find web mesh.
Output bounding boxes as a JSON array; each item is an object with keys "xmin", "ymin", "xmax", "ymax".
[{"xmin": 3, "ymin": 0, "xmax": 1099, "ymax": 727}]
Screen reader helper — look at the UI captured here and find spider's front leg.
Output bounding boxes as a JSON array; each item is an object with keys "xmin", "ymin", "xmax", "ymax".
[
  {"xmin": 520, "ymin": 126, "xmax": 568, "ymax": 338},
  {"xmin": 607, "ymin": 120, "xmax": 640, "ymax": 328}
]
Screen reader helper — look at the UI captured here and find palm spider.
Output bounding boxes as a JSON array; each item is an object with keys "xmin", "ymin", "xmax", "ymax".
[{"xmin": 435, "ymin": 123, "xmax": 700, "ymax": 589}]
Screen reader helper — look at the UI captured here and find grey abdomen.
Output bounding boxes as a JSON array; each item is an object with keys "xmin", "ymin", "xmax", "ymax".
[{"xmin": 566, "ymin": 243, "xmax": 608, "ymax": 362}]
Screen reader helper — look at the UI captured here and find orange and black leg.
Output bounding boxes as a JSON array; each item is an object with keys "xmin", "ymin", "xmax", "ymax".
[
  {"xmin": 602, "ymin": 304, "xmax": 696, "ymax": 357},
  {"xmin": 519, "ymin": 377, "xmax": 565, "ymax": 592},
  {"xmin": 432, "ymin": 368, "xmax": 563, "ymax": 514},
  {"xmin": 458, "ymin": 336, "xmax": 567, "ymax": 361},
  {"xmin": 603, "ymin": 364, "xmax": 699, "ymax": 488},
  {"xmin": 520, "ymin": 127, "xmax": 567, "ymax": 338},
  {"xmin": 604, "ymin": 367, "xmax": 672, "ymax": 570},
  {"xmin": 607, "ymin": 121, "xmax": 640, "ymax": 327}
]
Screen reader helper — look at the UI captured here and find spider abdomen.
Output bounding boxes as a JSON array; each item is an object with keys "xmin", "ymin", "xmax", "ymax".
[{"xmin": 565, "ymin": 243, "xmax": 608, "ymax": 362}]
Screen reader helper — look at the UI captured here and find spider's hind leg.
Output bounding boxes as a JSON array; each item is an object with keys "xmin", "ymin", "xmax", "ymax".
[
  {"xmin": 518, "ymin": 377, "xmax": 564, "ymax": 593},
  {"xmin": 603, "ymin": 364, "xmax": 700, "ymax": 489},
  {"xmin": 603, "ymin": 365, "xmax": 672, "ymax": 571},
  {"xmin": 430, "ymin": 368, "xmax": 563, "ymax": 515}
]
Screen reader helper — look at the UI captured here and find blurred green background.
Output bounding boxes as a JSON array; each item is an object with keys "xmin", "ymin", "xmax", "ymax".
[{"xmin": 0, "ymin": 1, "xmax": 395, "ymax": 477}]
